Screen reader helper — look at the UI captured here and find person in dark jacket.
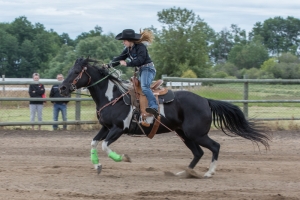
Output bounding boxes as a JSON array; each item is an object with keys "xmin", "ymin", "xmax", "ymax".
[
  {"xmin": 109, "ymin": 29, "xmax": 159, "ymax": 117},
  {"xmin": 28, "ymin": 73, "xmax": 45, "ymax": 130},
  {"xmin": 50, "ymin": 74, "xmax": 70, "ymax": 130}
]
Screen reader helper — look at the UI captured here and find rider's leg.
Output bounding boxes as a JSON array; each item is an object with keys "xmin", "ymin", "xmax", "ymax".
[{"xmin": 140, "ymin": 66, "xmax": 159, "ymax": 117}]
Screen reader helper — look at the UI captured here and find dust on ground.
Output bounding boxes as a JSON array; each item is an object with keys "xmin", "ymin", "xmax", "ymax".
[{"xmin": 0, "ymin": 129, "xmax": 299, "ymax": 200}]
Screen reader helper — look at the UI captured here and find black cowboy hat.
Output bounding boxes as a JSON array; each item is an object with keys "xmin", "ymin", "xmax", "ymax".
[{"xmin": 115, "ymin": 29, "xmax": 141, "ymax": 41}]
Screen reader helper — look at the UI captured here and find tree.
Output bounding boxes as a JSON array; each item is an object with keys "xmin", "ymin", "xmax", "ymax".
[
  {"xmin": 250, "ymin": 16, "xmax": 300, "ymax": 56},
  {"xmin": 59, "ymin": 33, "xmax": 76, "ymax": 47},
  {"xmin": 149, "ymin": 7, "xmax": 213, "ymax": 78},
  {"xmin": 212, "ymin": 62, "xmax": 238, "ymax": 77},
  {"xmin": 6, "ymin": 16, "xmax": 35, "ymax": 44},
  {"xmin": 75, "ymin": 25, "xmax": 103, "ymax": 43},
  {"xmin": 210, "ymin": 24, "xmax": 247, "ymax": 63},
  {"xmin": 260, "ymin": 53, "xmax": 300, "ymax": 79},
  {"xmin": 228, "ymin": 39, "xmax": 269, "ymax": 69},
  {"xmin": 278, "ymin": 52, "xmax": 300, "ymax": 64},
  {"xmin": 44, "ymin": 33, "xmax": 126, "ymax": 78},
  {"xmin": 0, "ymin": 16, "xmax": 64, "ymax": 77},
  {"xmin": 42, "ymin": 44, "xmax": 76, "ymax": 78},
  {"xmin": 0, "ymin": 30, "xmax": 19, "ymax": 77}
]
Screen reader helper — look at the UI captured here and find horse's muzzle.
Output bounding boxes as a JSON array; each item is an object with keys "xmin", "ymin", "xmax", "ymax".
[{"xmin": 59, "ymin": 85, "xmax": 73, "ymax": 96}]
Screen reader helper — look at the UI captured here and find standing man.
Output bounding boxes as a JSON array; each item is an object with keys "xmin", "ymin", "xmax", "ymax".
[
  {"xmin": 50, "ymin": 74, "xmax": 70, "ymax": 130},
  {"xmin": 29, "ymin": 73, "xmax": 45, "ymax": 130}
]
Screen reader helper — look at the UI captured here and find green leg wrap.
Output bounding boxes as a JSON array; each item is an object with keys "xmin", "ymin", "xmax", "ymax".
[
  {"xmin": 91, "ymin": 149, "xmax": 99, "ymax": 164},
  {"xmin": 108, "ymin": 151, "xmax": 123, "ymax": 162}
]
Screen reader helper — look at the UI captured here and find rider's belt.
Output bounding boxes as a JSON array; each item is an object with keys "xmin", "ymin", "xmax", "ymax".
[{"xmin": 140, "ymin": 62, "xmax": 154, "ymax": 68}]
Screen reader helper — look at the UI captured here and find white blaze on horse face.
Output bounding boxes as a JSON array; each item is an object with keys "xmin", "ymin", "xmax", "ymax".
[
  {"xmin": 123, "ymin": 106, "xmax": 135, "ymax": 130},
  {"xmin": 105, "ymin": 80, "xmax": 115, "ymax": 101}
]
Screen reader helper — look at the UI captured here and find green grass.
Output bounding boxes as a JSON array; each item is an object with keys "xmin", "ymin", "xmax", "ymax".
[
  {"xmin": 0, "ymin": 105, "xmax": 96, "ymax": 122},
  {"xmin": 0, "ymin": 103, "xmax": 98, "ymax": 130},
  {"xmin": 192, "ymin": 83, "xmax": 300, "ymax": 107}
]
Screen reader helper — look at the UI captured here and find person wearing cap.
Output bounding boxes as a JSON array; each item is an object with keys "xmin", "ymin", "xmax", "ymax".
[
  {"xmin": 50, "ymin": 74, "xmax": 70, "ymax": 131},
  {"xmin": 108, "ymin": 29, "xmax": 159, "ymax": 117}
]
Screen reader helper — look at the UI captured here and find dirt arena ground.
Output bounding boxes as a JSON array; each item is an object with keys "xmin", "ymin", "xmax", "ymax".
[{"xmin": 0, "ymin": 129, "xmax": 299, "ymax": 200}]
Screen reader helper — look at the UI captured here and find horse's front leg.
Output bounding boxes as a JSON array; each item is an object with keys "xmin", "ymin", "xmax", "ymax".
[
  {"xmin": 102, "ymin": 125, "xmax": 131, "ymax": 163},
  {"xmin": 91, "ymin": 126, "xmax": 109, "ymax": 173}
]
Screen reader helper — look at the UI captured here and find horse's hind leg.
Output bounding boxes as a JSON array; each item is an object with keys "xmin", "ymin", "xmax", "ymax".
[
  {"xmin": 195, "ymin": 135, "xmax": 220, "ymax": 177},
  {"xmin": 175, "ymin": 129, "xmax": 204, "ymax": 177}
]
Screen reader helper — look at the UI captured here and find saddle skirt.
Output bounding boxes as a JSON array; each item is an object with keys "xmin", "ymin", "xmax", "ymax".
[
  {"xmin": 123, "ymin": 77, "xmax": 175, "ymax": 109},
  {"xmin": 124, "ymin": 77, "xmax": 174, "ymax": 136}
]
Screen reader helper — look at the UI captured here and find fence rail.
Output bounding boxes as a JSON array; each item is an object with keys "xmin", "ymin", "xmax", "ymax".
[
  {"xmin": 0, "ymin": 80, "xmax": 96, "ymax": 128},
  {"xmin": 162, "ymin": 77, "xmax": 300, "ymax": 121},
  {"xmin": 1, "ymin": 78, "xmax": 300, "ymax": 128}
]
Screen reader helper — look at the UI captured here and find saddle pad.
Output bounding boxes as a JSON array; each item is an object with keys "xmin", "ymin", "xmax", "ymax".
[{"xmin": 123, "ymin": 89, "xmax": 175, "ymax": 105}]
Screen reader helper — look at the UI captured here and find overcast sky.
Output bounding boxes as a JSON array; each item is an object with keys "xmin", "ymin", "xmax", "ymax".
[{"xmin": 1, "ymin": 0, "xmax": 300, "ymax": 39}]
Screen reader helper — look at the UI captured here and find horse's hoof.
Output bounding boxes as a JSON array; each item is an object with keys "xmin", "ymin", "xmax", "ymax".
[
  {"xmin": 122, "ymin": 154, "xmax": 131, "ymax": 162},
  {"xmin": 97, "ymin": 164, "xmax": 102, "ymax": 174},
  {"xmin": 185, "ymin": 167, "xmax": 201, "ymax": 179},
  {"xmin": 176, "ymin": 170, "xmax": 189, "ymax": 178},
  {"xmin": 164, "ymin": 171, "xmax": 176, "ymax": 176},
  {"xmin": 204, "ymin": 172, "xmax": 212, "ymax": 178}
]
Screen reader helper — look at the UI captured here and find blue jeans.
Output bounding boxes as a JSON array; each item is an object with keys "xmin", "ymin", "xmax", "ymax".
[
  {"xmin": 53, "ymin": 103, "xmax": 67, "ymax": 130},
  {"xmin": 139, "ymin": 65, "xmax": 158, "ymax": 110}
]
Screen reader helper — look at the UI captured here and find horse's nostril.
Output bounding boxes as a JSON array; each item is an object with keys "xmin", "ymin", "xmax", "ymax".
[{"xmin": 60, "ymin": 86, "xmax": 66, "ymax": 91}]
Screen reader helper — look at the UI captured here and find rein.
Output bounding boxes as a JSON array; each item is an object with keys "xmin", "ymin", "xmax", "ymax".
[
  {"xmin": 71, "ymin": 64, "xmax": 119, "ymax": 97},
  {"xmin": 71, "ymin": 66, "xmax": 91, "ymax": 91},
  {"xmin": 69, "ymin": 60, "xmax": 175, "ymax": 137},
  {"xmin": 97, "ymin": 91, "xmax": 130, "ymax": 115}
]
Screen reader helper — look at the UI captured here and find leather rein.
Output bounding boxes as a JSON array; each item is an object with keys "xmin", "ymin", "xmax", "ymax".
[
  {"xmin": 70, "ymin": 64, "xmax": 176, "ymax": 138},
  {"xmin": 71, "ymin": 66, "xmax": 91, "ymax": 90},
  {"xmin": 70, "ymin": 65, "xmax": 128, "ymax": 116}
]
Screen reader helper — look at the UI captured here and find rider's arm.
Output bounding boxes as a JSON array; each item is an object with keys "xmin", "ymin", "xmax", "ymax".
[{"xmin": 110, "ymin": 48, "xmax": 128, "ymax": 67}]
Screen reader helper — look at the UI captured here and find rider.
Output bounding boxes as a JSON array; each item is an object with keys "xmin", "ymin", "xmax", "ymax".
[{"xmin": 108, "ymin": 29, "xmax": 159, "ymax": 117}]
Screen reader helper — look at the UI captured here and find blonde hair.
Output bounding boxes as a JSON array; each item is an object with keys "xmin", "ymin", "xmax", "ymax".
[{"xmin": 135, "ymin": 29, "xmax": 154, "ymax": 44}]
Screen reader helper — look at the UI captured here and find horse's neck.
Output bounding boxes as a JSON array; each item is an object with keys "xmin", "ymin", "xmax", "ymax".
[{"xmin": 88, "ymin": 79, "xmax": 122, "ymax": 108}]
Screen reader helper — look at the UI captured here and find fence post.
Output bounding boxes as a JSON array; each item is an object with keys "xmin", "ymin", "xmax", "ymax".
[
  {"xmin": 2, "ymin": 75, "xmax": 5, "ymax": 94},
  {"xmin": 75, "ymin": 89, "xmax": 81, "ymax": 130},
  {"xmin": 243, "ymin": 75, "xmax": 248, "ymax": 118}
]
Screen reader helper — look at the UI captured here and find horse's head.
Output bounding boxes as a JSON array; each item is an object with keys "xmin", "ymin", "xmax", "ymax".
[{"xmin": 59, "ymin": 58, "xmax": 92, "ymax": 96}]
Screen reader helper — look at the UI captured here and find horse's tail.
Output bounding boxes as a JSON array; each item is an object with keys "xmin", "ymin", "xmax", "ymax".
[{"xmin": 207, "ymin": 98, "xmax": 270, "ymax": 150}]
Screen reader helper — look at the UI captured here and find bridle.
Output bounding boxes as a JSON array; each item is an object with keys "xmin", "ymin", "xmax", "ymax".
[{"xmin": 71, "ymin": 66, "xmax": 91, "ymax": 90}]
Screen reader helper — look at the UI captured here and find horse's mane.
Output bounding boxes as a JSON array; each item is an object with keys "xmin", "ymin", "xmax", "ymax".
[{"xmin": 82, "ymin": 58, "xmax": 133, "ymax": 94}]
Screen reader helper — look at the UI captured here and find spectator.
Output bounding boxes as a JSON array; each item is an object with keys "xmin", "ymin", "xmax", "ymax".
[
  {"xmin": 50, "ymin": 74, "xmax": 70, "ymax": 130},
  {"xmin": 28, "ymin": 73, "xmax": 45, "ymax": 130}
]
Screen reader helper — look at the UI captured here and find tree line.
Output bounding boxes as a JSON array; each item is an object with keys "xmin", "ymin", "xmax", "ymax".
[{"xmin": 1, "ymin": 7, "xmax": 300, "ymax": 79}]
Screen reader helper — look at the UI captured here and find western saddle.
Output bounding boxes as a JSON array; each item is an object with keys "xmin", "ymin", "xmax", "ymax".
[{"xmin": 129, "ymin": 76, "xmax": 168, "ymax": 138}]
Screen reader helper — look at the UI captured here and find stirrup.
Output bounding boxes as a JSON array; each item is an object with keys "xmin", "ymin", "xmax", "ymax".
[{"xmin": 145, "ymin": 107, "xmax": 159, "ymax": 118}]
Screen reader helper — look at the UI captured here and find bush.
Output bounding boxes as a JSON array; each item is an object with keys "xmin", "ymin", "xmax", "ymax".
[
  {"xmin": 212, "ymin": 71, "xmax": 228, "ymax": 78},
  {"xmin": 181, "ymin": 69, "xmax": 197, "ymax": 78}
]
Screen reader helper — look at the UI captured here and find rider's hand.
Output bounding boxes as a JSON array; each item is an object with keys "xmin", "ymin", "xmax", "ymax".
[{"xmin": 120, "ymin": 60, "xmax": 127, "ymax": 66}]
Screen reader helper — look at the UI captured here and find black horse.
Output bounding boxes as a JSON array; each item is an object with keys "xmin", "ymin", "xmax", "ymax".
[{"xmin": 60, "ymin": 58, "xmax": 270, "ymax": 177}]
